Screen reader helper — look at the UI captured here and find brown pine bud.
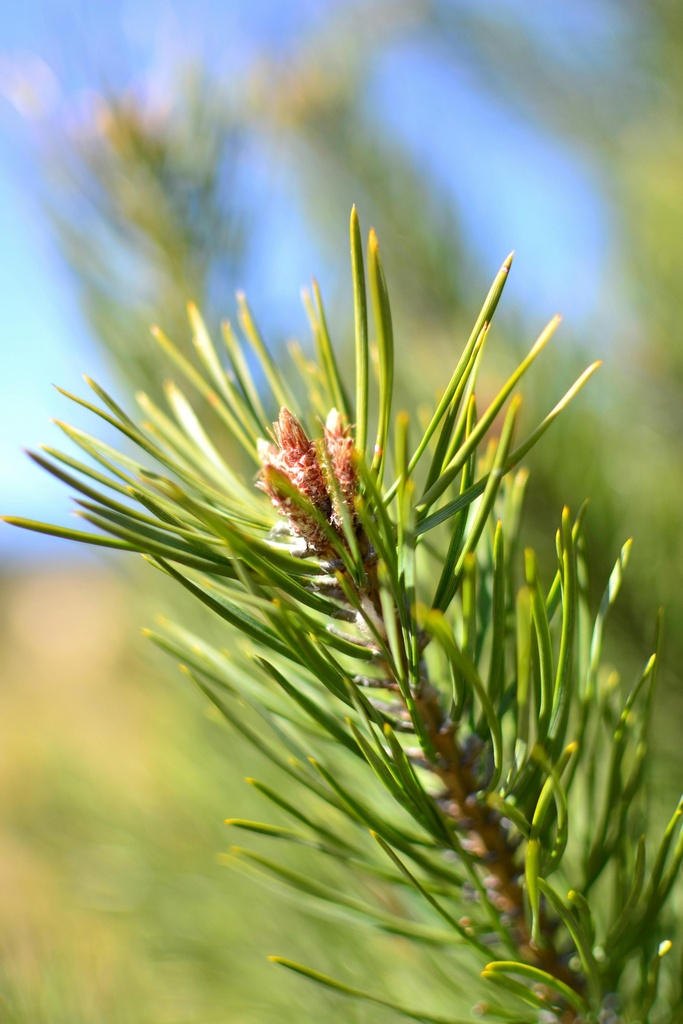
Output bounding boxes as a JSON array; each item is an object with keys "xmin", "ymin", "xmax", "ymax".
[
  {"xmin": 257, "ymin": 408, "xmax": 333, "ymax": 553},
  {"xmin": 273, "ymin": 408, "xmax": 331, "ymax": 516},
  {"xmin": 323, "ymin": 408, "xmax": 358, "ymax": 528}
]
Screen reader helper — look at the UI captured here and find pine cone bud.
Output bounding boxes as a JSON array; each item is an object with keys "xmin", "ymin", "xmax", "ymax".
[
  {"xmin": 273, "ymin": 408, "xmax": 331, "ymax": 516},
  {"xmin": 257, "ymin": 408, "xmax": 333, "ymax": 553},
  {"xmin": 323, "ymin": 408, "xmax": 358, "ymax": 529}
]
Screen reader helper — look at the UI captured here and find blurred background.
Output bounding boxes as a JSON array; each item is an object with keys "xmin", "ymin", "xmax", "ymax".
[{"xmin": 2, "ymin": 1, "xmax": 683, "ymax": 1020}]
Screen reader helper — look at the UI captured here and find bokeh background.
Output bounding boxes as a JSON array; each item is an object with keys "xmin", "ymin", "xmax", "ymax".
[{"xmin": 2, "ymin": 2, "xmax": 683, "ymax": 1020}]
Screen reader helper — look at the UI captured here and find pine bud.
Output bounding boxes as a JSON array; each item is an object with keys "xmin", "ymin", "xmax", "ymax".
[
  {"xmin": 323, "ymin": 408, "xmax": 357, "ymax": 529},
  {"xmin": 258, "ymin": 408, "xmax": 332, "ymax": 553}
]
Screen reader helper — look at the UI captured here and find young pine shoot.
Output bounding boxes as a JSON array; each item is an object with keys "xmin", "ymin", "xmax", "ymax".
[{"xmin": 6, "ymin": 207, "xmax": 682, "ymax": 1024}]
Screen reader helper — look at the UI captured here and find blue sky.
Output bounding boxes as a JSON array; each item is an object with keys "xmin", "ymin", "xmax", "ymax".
[{"xmin": 0, "ymin": 1, "xmax": 618, "ymax": 563}]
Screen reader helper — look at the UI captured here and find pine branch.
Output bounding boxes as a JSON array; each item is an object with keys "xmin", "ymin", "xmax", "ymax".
[{"xmin": 6, "ymin": 208, "xmax": 681, "ymax": 1024}]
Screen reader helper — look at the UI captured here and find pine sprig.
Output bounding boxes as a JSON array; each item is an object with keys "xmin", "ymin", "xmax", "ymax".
[{"xmin": 5, "ymin": 209, "xmax": 681, "ymax": 1024}]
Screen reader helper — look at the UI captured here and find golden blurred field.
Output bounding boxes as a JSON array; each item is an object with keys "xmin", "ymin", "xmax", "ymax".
[
  {"xmin": 0, "ymin": 564, "xmax": 291, "ymax": 1021},
  {"xmin": 0, "ymin": 564, "xmax": 446, "ymax": 1022}
]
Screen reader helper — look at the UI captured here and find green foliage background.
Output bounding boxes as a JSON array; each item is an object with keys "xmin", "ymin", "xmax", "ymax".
[{"xmin": 3, "ymin": 4, "xmax": 683, "ymax": 1021}]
